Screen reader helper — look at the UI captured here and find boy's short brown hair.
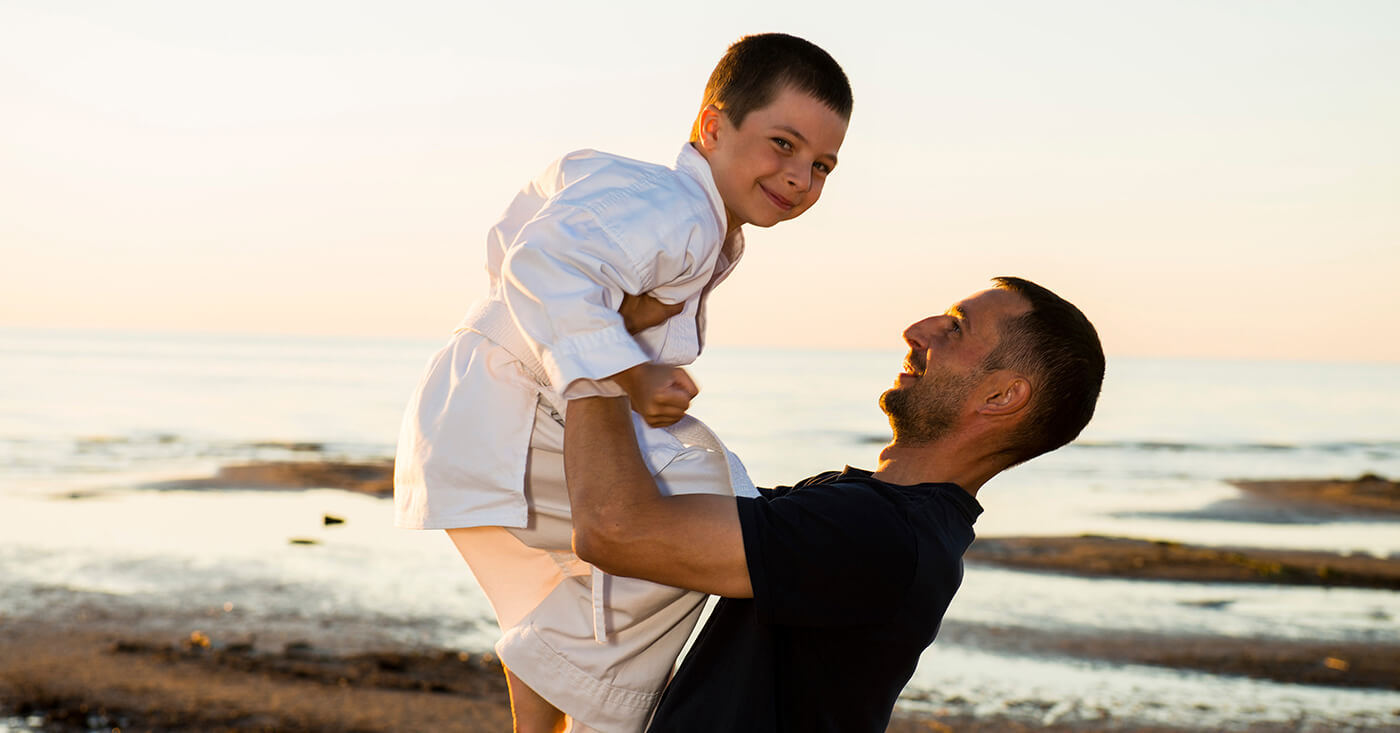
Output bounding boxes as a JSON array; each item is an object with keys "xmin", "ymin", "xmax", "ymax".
[{"xmin": 690, "ymin": 33, "xmax": 853, "ymax": 141}]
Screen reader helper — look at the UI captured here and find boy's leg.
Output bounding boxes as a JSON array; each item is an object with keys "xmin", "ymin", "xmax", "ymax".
[
  {"xmin": 495, "ymin": 407, "xmax": 738, "ymax": 732},
  {"xmin": 445, "ymin": 401, "xmax": 581, "ymax": 732},
  {"xmin": 446, "ymin": 525, "xmax": 575, "ymax": 732},
  {"xmin": 506, "ymin": 667, "xmax": 568, "ymax": 733},
  {"xmin": 454, "ymin": 401, "xmax": 746, "ymax": 732}
]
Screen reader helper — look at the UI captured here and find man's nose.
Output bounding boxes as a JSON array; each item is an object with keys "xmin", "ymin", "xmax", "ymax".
[{"xmin": 903, "ymin": 317, "xmax": 936, "ymax": 349}]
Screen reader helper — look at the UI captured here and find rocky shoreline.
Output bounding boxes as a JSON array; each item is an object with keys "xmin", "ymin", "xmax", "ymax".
[
  {"xmin": 966, "ymin": 535, "xmax": 1400, "ymax": 589},
  {"xmin": 4, "ymin": 466, "xmax": 1394, "ymax": 731},
  {"xmin": 1230, "ymin": 473, "xmax": 1400, "ymax": 516},
  {"xmin": 146, "ymin": 461, "xmax": 396, "ymax": 498},
  {"xmin": 152, "ymin": 461, "xmax": 1398, "ymax": 518},
  {"xmin": 7, "ymin": 616, "xmax": 1393, "ymax": 733},
  {"xmin": 147, "ymin": 464, "xmax": 1394, "ymax": 514}
]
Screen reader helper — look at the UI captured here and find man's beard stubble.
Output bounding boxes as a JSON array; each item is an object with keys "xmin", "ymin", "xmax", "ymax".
[{"xmin": 879, "ymin": 368, "xmax": 981, "ymax": 445}]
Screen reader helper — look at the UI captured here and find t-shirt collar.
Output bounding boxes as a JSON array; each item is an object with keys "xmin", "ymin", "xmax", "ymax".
[{"xmin": 839, "ymin": 465, "xmax": 985, "ymax": 522}]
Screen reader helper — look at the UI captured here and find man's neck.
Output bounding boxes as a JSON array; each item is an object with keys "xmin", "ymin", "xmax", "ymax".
[{"xmin": 869, "ymin": 439, "xmax": 1002, "ymax": 497}]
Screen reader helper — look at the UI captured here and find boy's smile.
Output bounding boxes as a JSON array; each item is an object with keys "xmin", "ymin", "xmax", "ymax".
[{"xmin": 696, "ymin": 86, "xmax": 849, "ymax": 231}]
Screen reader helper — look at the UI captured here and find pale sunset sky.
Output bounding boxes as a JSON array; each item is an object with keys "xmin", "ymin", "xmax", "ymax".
[{"xmin": 2, "ymin": 1, "xmax": 1396, "ymax": 361}]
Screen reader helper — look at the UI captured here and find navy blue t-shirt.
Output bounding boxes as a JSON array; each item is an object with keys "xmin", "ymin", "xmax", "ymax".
[{"xmin": 646, "ymin": 467, "xmax": 982, "ymax": 732}]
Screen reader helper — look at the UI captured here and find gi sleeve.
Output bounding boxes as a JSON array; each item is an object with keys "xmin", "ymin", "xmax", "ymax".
[{"xmin": 500, "ymin": 190, "xmax": 720, "ymax": 397}]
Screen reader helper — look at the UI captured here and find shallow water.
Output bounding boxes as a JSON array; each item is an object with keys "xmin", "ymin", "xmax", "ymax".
[
  {"xmin": 3, "ymin": 329, "xmax": 1399, "ymax": 729},
  {"xmin": 904, "ymin": 647, "xmax": 1400, "ymax": 731}
]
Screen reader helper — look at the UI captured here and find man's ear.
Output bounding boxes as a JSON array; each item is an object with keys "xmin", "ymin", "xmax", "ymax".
[
  {"xmin": 978, "ymin": 372, "xmax": 1031, "ymax": 417},
  {"xmin": 696, "ymin": 105, "xmax": 725, "ymax": 151}
]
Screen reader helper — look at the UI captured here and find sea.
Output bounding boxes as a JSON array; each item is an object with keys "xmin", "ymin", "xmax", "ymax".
[{"xmin": 2, "ymin": 328, "xmax": 1398, "ymax": 731}]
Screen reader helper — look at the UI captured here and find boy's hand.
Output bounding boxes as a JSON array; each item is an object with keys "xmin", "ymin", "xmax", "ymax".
[
  {"xmin": 619, "ymin": 293, "xmax": 684, "ymax": 334},
  {"xmin": 612, "ymin": 363, "xmax": 699, "ymax": 427}
]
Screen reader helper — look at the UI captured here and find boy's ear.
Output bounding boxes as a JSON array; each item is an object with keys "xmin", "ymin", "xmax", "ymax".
[{"xmin": 696, "ymin": 105, "xmax": 725, "ymax": 151}]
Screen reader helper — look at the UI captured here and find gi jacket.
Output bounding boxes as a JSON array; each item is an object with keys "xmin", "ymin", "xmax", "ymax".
[{"xmin": 394, "ymin": 143, "xmax": 745, "ymax": 530}]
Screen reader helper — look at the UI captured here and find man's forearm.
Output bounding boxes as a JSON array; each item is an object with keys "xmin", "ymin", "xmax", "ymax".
[
  {"xmin": 563, "ymin": 395, "xmax": 664, "ymax": 550},
  {"xmin": 563, "ymin": 395, "xmax": 754, "ymax": 597}
]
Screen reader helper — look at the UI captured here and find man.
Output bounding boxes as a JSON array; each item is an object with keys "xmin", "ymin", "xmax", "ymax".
[{"xmin": 564, "ymin": 276, "xmax": 1105, "ymax": 732}]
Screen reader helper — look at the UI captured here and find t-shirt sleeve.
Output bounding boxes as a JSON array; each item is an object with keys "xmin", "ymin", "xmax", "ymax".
[{"xmin": 737, "ymin": 482, "xmax": 917, "ymax": 628}]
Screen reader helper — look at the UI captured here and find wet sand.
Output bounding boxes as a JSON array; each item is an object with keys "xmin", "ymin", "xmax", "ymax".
[
  {"xmin": 967, "ymin": 535, "xmax": 1400, "ymax": 589},
  {"xmin": 0, "ymin": 619, "xmax": 512, "ymax": 733},
  {"xmin": 1228, "ymin": 473, "xmax": 1400, "ymax": 517},
  {"xmin": 934, "ymin": 622, "xmax": 1399, "ymax": 691},
  {"xmin": 6, "ymin": 466, "xmax": 1395, "ymax": 731},
  {"xmin": 152, "ymin": 463, "xmax": 1398, "ymax": 518},
  {"xmin": 11, "ymin": 616, "xmax": 1393, "ymax": 733},
  {"xmin": 145, "ymin": 461, "xmax": 395, "ymax": 498}
]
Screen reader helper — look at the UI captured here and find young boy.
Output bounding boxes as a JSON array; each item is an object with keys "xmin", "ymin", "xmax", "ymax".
[{"xmin": 394, "ymin": 33, "xmax": 851, "ymax": 732}]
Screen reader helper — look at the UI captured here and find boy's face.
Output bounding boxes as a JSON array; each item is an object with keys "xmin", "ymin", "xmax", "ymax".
[{"xmin": 697, "ymin": 86, "xmax": 848, "ymax": 230}]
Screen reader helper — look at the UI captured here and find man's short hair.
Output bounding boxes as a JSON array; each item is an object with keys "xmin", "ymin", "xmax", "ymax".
[
  {"xmin": 690, "ymin": 33, "xmax": 853, "ymax": 141},
  {"xmin": 985, "ymin": 276, "xmax": 1105, "ymax": 465}
]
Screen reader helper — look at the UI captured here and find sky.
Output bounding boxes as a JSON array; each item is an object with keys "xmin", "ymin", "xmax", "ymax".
[{"xmin": 2, "ymin": 1, "xmax": 1397, "ymax": 362}]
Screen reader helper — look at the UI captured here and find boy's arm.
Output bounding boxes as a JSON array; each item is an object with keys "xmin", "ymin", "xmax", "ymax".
[
  {"xmin": 611, "ymin": 362, "xmax": 699, "ymax": 428},
  {"xmin": 502, "ymin": 208, "xmax": 709, "ymax": 424},
  {"xmin": 501, "ymin": 227, "xmax": 650, "ymax": 395},
  {"xmin": 618, "ymin": 292, "xmax": 683, "ymax": 335},
  {"xmin": 564, "ymin": 394, "xmax": 754, "ymax": 599},
  {"xmin": 498, "ymin": 157, "xmax": 721, "ymax": 402},
  {"xmin": 612, "ymin": 293, "xmax": 694, "ymax": 426}
]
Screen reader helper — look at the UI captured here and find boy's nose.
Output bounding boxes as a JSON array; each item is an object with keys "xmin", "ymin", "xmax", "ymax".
[{"xmin": 785, "ymin": 160, "xmax": 812, "ymax": 192}]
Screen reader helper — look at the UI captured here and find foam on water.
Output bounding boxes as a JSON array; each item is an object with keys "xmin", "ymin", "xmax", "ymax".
[
  {"xmin": 904, "ymin": 646, "xmax": 1400, "ymax": 731},
  {"xmin": 952, "ymin": 566, "xmax": 1400, "ymax": 642}
]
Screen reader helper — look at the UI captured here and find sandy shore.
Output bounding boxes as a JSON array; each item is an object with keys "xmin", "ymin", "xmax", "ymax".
[
  {"xmin": 0, "ymin": 619, "xmax": 513, "ymax": 733},
  {"xmin": 1229, "ymin": 473, "xmax": 1400, "ymax": 517},
  {"xmin": 151, "ymin": 462, "xmax": 1399, "ymax": 521},
  {"xmin": 10, "ymin": 614, "xmax": 1392, "ymax": 733},
  {"xmin": 966, "ymin": 535, "xmax": 1400, "ymax": 589},
  {"xmin": 6, "ymin": 466, "xmax": 1393, "ymax": 731},
  {"xmin": 145, "ymin": 461, "xmax": 396, "ymax": 498}
]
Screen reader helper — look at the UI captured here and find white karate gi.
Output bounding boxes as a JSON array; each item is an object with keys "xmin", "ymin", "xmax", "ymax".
[
  {"xmin": 393, "ymin": 144, "xmax": 750, "ymax": 731},
  {"xmin": 394, "ymin": 143, "xmax": 743, "ymax": 530}
]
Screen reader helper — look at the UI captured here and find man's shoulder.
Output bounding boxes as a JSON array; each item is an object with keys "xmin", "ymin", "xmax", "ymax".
[
  {"xmin": 758, "ymin": 468, "xmax": 980, "ymax": 529},
  {"xmin": 789, "ymin": 468, "xmax": 850, "ymax": 489},
  {"xmin": 771, "ymin": 467, "xmax": 915, "ymax": 497},
  {"xmin": 752, "ymin": 469, "xmax": 911, "ymax": 527}
]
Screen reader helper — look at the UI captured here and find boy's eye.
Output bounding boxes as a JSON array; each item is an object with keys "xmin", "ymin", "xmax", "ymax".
[
  {"xmin": 813, "ymin": 162, "xmax": 831, "ymax": 175},
  {"xmin": 772, "ymin": 137, "xmax": 793, "ymax": 151},
  {"xmin": 949, "ymin": 321, "xmax": 961, "ymax": 334}
]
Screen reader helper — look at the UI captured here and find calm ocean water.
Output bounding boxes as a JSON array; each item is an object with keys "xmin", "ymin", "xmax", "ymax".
[{"xmin": 3, "ymin": 328, "xmax": 1399, "ymax": 730}]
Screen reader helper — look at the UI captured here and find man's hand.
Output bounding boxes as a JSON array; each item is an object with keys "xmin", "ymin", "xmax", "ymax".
[
  {"xmin": 612, "ymin": 363, "xmax": 699, "ymax": 427},
  {"xmin": 618, "ymin": 292, "xmax": 684, "ymax": 334}
]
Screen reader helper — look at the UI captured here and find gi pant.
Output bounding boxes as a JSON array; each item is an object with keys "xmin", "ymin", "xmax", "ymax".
[{"xmin": 448, "ymin": 400, "xmax": 753, "ymax": 732}]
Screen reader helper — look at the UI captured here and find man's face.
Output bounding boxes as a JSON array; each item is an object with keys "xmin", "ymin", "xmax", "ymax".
[
  {"xmin": 702, "ymin": 85, "xmax": 848, "ymax": 229},
  {"xmin": 880, "ymin": 288, "xmax": 1031, "ymax": 443}
]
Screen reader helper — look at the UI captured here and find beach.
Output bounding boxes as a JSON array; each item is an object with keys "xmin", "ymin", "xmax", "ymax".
[
  {"xmin": 3, "ymin": 464, "xmax": 1396, "ymax": 732},
  {"xmin": 4, "ymin": 334, "xmax": 1400, "ymax": 731},
  {"xmin": 8, "ymin": 618, "xmax": 1390, "ymax": 733}
]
